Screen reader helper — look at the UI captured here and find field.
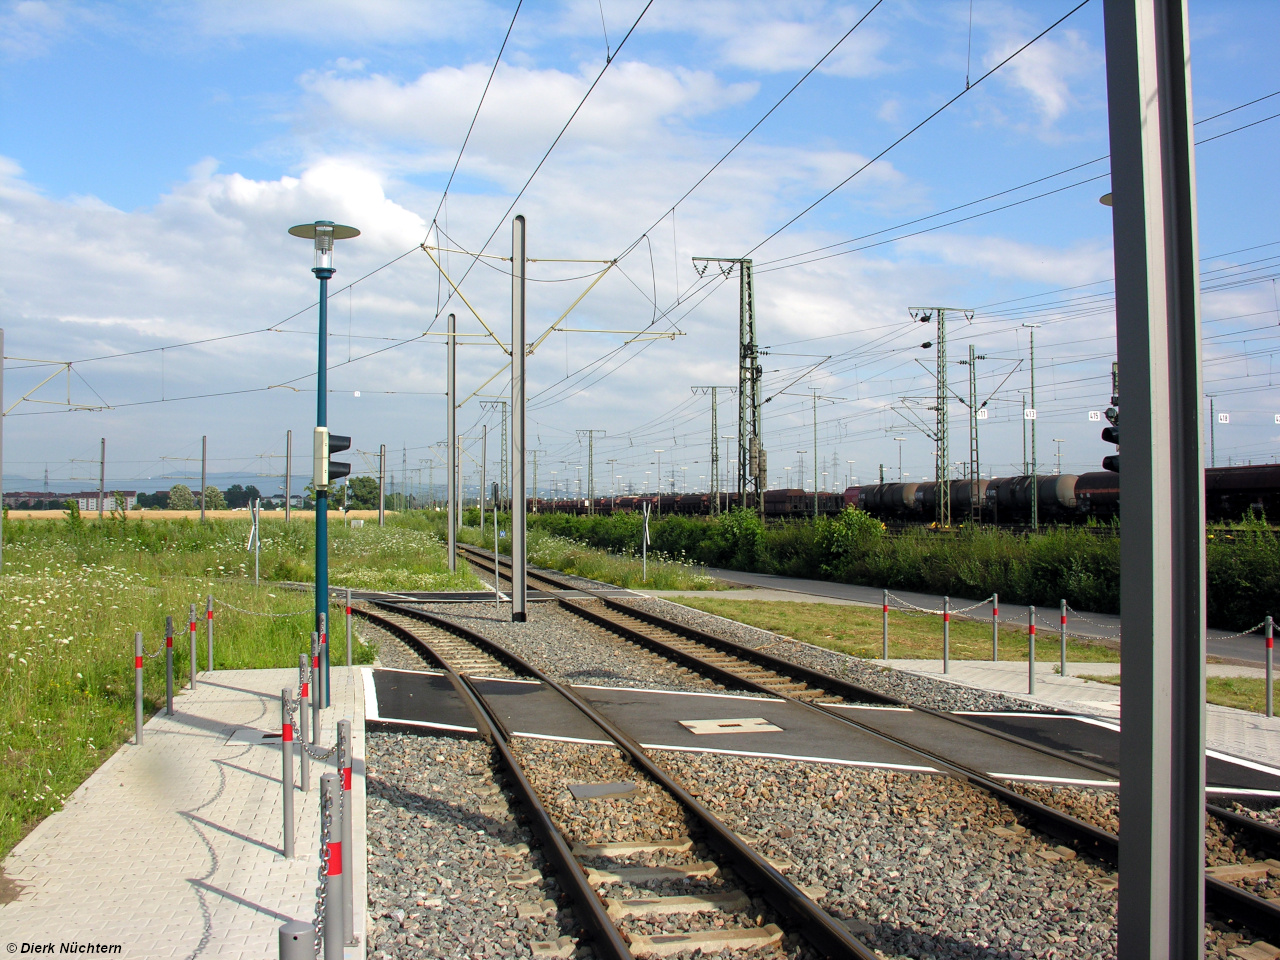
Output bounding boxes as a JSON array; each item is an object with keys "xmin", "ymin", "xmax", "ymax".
[
  {"xmin": 0, "ymin": 511, "xmax": 478, "ymax": 860},
  {"xmin": 672, "ymin": 597, "xmax": 1122, "ymax": 663},
  {"xmin": 1079, "ymin": 674, "xmax": 1275, "ymax": 715}
]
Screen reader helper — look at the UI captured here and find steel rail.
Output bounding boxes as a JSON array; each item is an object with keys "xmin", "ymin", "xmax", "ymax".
[
  {"xmin": 458, "ymin": 546, "xmax": 1280, "ymax": 939},
  {"xmin": 354, "ymin": 604, "xmax": 635, "ymax": 960},
  {"xmin": 363, "ymin": 598, "xmax": 879, "ymax": 960}
]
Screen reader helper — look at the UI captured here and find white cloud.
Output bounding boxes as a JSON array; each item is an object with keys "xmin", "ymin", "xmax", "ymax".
[
  {"xmin": 0, "ymin": 0, "xmax": 68, "ymax": 57},
  {"xmin": 900, "ymin": 232, "xmax": 1112, "ymax": 287},
  {"xmin": 985, "ymin": 26, "xmax": 1100, "ymax": 128},
  {"xmin": 188, "ymin": 0, "xmax": 490, "ymax": 43}
]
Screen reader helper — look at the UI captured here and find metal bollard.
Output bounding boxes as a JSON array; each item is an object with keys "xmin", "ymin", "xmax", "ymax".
[
  {"xmin": 134, "ymin": 632, "xmax": 144, "ymax": 745},
  {"xmin": 310, "ymin": 632, "xmax": 321, "ymax": 743},
  {"xmin": 298, "ymin": 653, "xmax": 311, "ymax": 792},
  {"xmin": 1059, "ymin": 599, "xmax": 1068, "ymax": 678},
  {"xmin": 337, "ymin": 719, "xmax": 355, "ymax": 946},
  {"xmin": 189, "ymin": 602, "xmax": 198, "ymax": 690},
  {"xmin": 1028, "ymin": 605, "xmax": 1037, "ymax": 695},
  {"xmin": 165, "ymin": 616, "xmax": 174, "ymax": 715},
  {"xmin": 882, "ymin": 589, "xmax": 889, "ymax": 660},
  {"xmin": 279, "ymin": 920, "xmax": 313, "ymax": 960},
  {"xmin": 942, "ymin": 596, "xmax": 950, "ymax": 674},
  {"xmin": 1267, "ymin": 615, "xmax": 1274, "ymax": 719},
  {"xmin": 345, "ymin": 588, "xmax": 353, "ymax": 668},
  {"xmin": 281, "ymin": 688, "xmax": 295, "ymax": 859},
  {"xmin": 991, "ymin": 593, "xmax": 999, "ymax": 661},
  {"xmin": 320, "ymin": 612, "xmax": 330, "ymax": 709},
  {"xmin": 321, "ymin": 773, "xmax": 345, "ymax": 960},
  {"xmin": 206, "ymin": 594, "xmax": 214, "ymax": 672}
]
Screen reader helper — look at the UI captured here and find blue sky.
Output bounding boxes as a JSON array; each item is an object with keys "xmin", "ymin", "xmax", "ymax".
[{"xmin": 2, "ymin": 0, "xmax": 1278, "ymax": 497}]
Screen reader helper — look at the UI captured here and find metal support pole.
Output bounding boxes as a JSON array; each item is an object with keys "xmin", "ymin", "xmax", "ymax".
[
  {"xmin": 493, "ymin": 483, "xmax": 500, "ymax": 610},
  {"xmin": 942, "ymin": 596, "xmax": 950, "ymax": 674},
  {"xmin": 321, "ymin": 772, "xmax": 344, "ymax": 960},
  {"xmin": 338, "ymin": 719, "xmax": 355, "ymax": 946},
  {"xmin": 1104, "ymin": 3, "xmax": 1207, "ymax": 955},
  {"xmin": 1060, "ymin": 599, "xmax": 1068, "ymax": 678},
  {"xmin": 281, "ymin": 689, "xmax": 295, "ymax": 859},
  {"xmin": 133, "ymin": 634, "xmax": 144, "ymax": 747},
  {"xmin": 314, "ymin": 264, "xmax": 332, "ymax": 712},
  {"xmin": 188, "ymin": 603, "xmax": 197, "ymax": 690},
  {"xmin": 254, "ymin": 499, "xmax": 261, "ymax": 585},
  {"xmin": 0, "ymin": 328, "xmax": 4, "ymax": 574},
  {"xmin": 200, "ymin": 435, "xmax": 207, "ymax": 522},
  {"xmin": 309, "ymin": 633, "xmax": 321, "ymax": 744},
  {"xmin": 378, "ymin": 444, "xmax": 386, "ymax": 527},
  {"xmin": 1027, "ymin": 606, "xmax": 1036, "ymax": 695},
  {"xmin": 1029, "ymin": 328, "xmax": 1038, "ymax": 531},
  {"xmin": 319, "ymin": 612, "xmax": 329, "ymax": 708},
  {"xmin": 992, "ymin": 593, "xmax": 999, "ymax": 661},
  {"xmin": 285, "ymin": 429, "xmax": 292, "ymax": 523},
  {"xmin": 1264, "ymin": 616, "xmax": 1274, "ymax": 721},
  {"xmin": 98, "ymin": 437, "xmax": 105, "ymax": 518},
  {"xmin": 206, "ymin": 595, "xmax": 214, "ymax": 672},
  {"xmin": 882, "ymin": 589, "xmax": 889, "ymax": 660},
  {"xmin": 447, "ymin": 312, "xmax": 457, "ymax": 572},
  {"xmin": 479, "ymin": 426, "xmax": 487, "ymax": 540},
  {"xmin": 165, "ymin": 616, "xmax": 174, "ymax": 714},
  {"xmin": 345, "ymin": 588, "xmax": 352, "ymax": 667},
  {"xmin": 298, "ymin": 653, "xmax": 311, "ymax": 791}
]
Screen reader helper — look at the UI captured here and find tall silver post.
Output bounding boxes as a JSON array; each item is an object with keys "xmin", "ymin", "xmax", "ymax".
[
  {"xmin": 206, "ymin": 594, "xmax": 214, "ymax": 672},
  {"xmin": 319, "ymin": 612, "xmax": 329, "ymax": 708},
  {"xmin": 133, "ymin": 634, "xmax": 144, "ymax": 747},
  {"xmin": 377, "ymin": 444, "xmax": 386, "ymax": 526},
  {"xmin": 1264, "ymin": 619, "xmax": 1274, "ymax": 716},
  {"xmin": 200, "ymin": 435, "xmax": 207, "ymax": 522},
  {"xmin": 882, "ymin": 589, "xmax": 889, "ymax": 660},
  {"xmin": 98, "ymin": 437, "xmax": 105, "ymax": 518},
  {"xmin": 447, "ymin": 312, "xmax": 457, "ymax": 572},
  {"xmin": 189, "ymin": 602, "xmax": 198, "ymax": 689},
  {"xmin": 1029, "ymin": 328, "xmax": 1037, "ymax": 531},
  {"xmin": 285, "ymin": 429, "xmax": 292, "ymax": 523},
  {"xmin": 480, "ymin": 425, "xmax": 487, "ymax": 540},
  {"xmin": 1060, "ymin": 599, "xmax": 1068, "ymax": 678},
  {"xmin": 321, "ymin": 773, "xmax": 344, "ymax": 960},
  {"xmin": 281, "ymin": 689, "xmax": 295, "ymax": 859},
  {"xmin": 345, "ymin": 588, "xmax": 352, "ymax": 667},
  {"xmin": 493, "ymin": 482, "xmax": 500, "ymax": 610},
  {"xmin": 511, "ymin": 216, "xmax": 528, "ymax": 621},
  {"xmin": 310, "ymin": 633, "xmax": 321, "ymax": 743},
  {"xmin": 0, "ymin": 328, "xmax": 4, "ymax": 573},
  {"xmin": 337, "ymin": 719, "xmax": 355, "ymax": 946},
  {"xmin": 991, "ymin": 593, "xmax": 999, "ymax": 661},
  {"xmin": 165, "ymin": 616, "xmax": 174, "ymax": 714},
  {"xmin": 1027, "ymin": 605, "xmax": 1036, "ymax": 695},
  {"xmin": 298, "ymin": 653, "xmax": 311, "ymax": 791},
  {"xmin": 942, "ymin": 596, "xmax": 950, "ymax": 674},
  {"xmin": 1105, "ymin": 2, "xmax": 1206, "ymax": 955}
]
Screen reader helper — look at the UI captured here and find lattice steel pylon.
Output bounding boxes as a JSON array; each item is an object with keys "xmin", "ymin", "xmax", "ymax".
[
  {"xmin": 910, "ymin": 307, "xmax": 974, "ymax": 528},
  {"xmin": 691, "ymin": 386, "xmax": 736, "ymax": 513},
  {"xmin": 576, "ymin": 430, "xmax": 605, "ymax": 513},
  {"xmin": 480, "ymin": 399, "xmax": 510, "ymax": 507},
  {"xmin": 693, "ymin": 257, "xmax": 763, "ymax": 514},
  {"xmin": 960, "ymin": 344, "xmax": 987, "ymax": 523}
]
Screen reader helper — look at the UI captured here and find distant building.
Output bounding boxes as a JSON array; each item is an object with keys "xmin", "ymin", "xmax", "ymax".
[{"xmin": 3, "ymin": 491, "xmax": 137, "ymax": 511}]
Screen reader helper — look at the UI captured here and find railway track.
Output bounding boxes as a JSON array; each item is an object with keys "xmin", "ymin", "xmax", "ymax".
[
  {"xmin": 356, "ymin": 598, "xmax": 878, "ymax": 960},
  {"xmin": 455, "ymin": 543, "xmax": 1280, "ymax": 940}
]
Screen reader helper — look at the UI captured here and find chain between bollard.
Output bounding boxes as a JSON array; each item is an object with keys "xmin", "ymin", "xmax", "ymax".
[
  {"xmin": 313, "ymin": 785, "xmax": 331, "ymax": 958},
  {"xmin": 213, "ymin": 597, "xmax": 313, "ymax": 618}
]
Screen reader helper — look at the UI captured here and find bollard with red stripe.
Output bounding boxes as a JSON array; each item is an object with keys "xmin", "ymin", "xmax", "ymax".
[
  {"xmin": 991, "ymin": 593, "xmax": 1000, "ymax": 661},
  {"xmin": 188, "ymin": 602, "xmax": 198, "ymax": 691},
  {"xmin": 298, "ymin": 653, "xmax": 311, "ymax": 792},
  {"xmin": 319, "ymin": 612, "xmax": 330, "ymax": 709},
  {"xmin": 134, "ymin": 631, "xmax": 144, "ymax": 745},
  {"xmin": 337, "ymin": 718, "xmax": 354, "ymax": 946},
  {"xmin": 310, "ymin": 631, "xmax": 321, "ymax": 744},
  {"xmin": 345, "ymin": 588, "xmax": 353, "ymax": 668},
  {"xmin": 281, "ymin": 688, "xmax": 295, "ymax": 858},
  {"xmin": 1059, "ymin": 599, "xmax": 1068, "ymax": 679},
  {"xmin": 165, "ymin": 615, "xmax": 175, "ymax": 715},
  {"xmin": 1027, "ymin": 605, "xmax": 1037, "ymax": 695},
  {"xmin": 942, "ymin": 596, "xmax": 951, "ymax": 674},
  {"xmin": 1266, "ymin": 615, "xmax": 1274, "ymax": 719},
  {"xmin": 881, "ymin": 589, "xmax": 889, "ymax": 660},
  {"xmin": 206, "ymin": 594, "xmax": 214, "ymax": 673},
  {"xmin": 320, "ymin": 773, "xmax": 344, "ymax": 960}
]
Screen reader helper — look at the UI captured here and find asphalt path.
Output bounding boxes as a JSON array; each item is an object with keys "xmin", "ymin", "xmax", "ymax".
[{"xmin": 692, "ymin": 567, "xmax": 1268, "ymax": 665}]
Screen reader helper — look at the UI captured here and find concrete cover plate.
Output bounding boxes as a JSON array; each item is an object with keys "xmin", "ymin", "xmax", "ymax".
[
  {"xmin": 678, "ymin": 717, "xmax": 782, "ymax": 735},
  {"xmin": 568, "ymin": 781, "xmax": 637, "ymax": 799}
]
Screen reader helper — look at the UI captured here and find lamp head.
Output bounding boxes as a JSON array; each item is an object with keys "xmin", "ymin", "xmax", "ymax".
[{"xmin": 288, "ymin": 220, "xmax": 360, "ymax": 273}]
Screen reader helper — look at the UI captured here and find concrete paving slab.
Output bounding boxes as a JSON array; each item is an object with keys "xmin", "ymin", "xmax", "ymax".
[{"xmin": 0, "ymin": 667, "xmax": 367, "ymax": 960}]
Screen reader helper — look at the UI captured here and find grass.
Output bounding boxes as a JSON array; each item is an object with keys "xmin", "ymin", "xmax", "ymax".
[
  {"xmin": 1079, "ymin": 674, "xmax": 1275, "ymax": 714},
  {"xmin": 0, "ymin": 510, "xmax": 478, "ymax": 860},
  {"xmin": 459, "ymin": 523, "xmax": 725, "ymax": 591},
  {"xmin": 672, "ymin": 597, "xmax": 1123, "ymax": 663}
]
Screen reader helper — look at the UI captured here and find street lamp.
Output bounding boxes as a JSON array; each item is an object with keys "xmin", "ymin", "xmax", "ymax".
[
  {"xmin": 289, "ymin": 219, "xmax": 359, "ymax": 708},
  {"xmin": 653, "ymin": 449, "xmax": 664, "ymax": 516},
  {"xmin": 893, "ymin": 437, "xmax": 907, "ymax": 481},
  {"xmin": 1053, "ymin": 438, "xmax": 1066, "ymax": 475}
]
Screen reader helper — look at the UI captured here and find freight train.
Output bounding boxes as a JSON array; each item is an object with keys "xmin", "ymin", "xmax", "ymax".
[{"xmin": 531, "ymin": 463, "xmax": 1280, "ymax": 524}]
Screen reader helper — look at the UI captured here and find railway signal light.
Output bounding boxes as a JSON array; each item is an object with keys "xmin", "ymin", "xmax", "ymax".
[
  {"xmin": 1102, "ymin": 405, "xmax": 1119, "ymax": 472},
  {"xmin": 313, "ymin": 427, "xmax": 351, "ymax": 490}
]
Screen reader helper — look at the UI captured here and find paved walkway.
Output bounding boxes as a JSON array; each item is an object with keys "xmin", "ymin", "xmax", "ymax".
[
  {"xmin": 645, "ymin": 567, "xmax": 1272, "ymax": 664},
  {"xmin": 878, "ymin": 659, "xmax": 1280, "ymax": 770},
  {"xmin": 0, "ymin": 667, "xmax": 367, "ymax": 960}
]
